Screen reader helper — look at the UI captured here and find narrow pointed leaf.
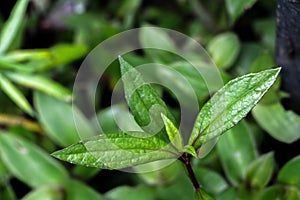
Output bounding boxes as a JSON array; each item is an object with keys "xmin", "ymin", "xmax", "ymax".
[
  {"xmin": 0, "ymin": 74, "xmax": 34, "ymax": 116},
  {"xmin": 0, "ymin": 0, "xmax": 29, "ymax": 54},
  {"xmin": 188, "ymin": 68, "xmax": 280, "ymax": 150},
  {"xmin": 119, "ymin": 56, "xmax": 175, "ymax": 141},
  {"xmin": 161, "ymin": 113, "xmax": 183, "ymax": 151},
  {"xmin": 52, "ymin": 132, "xmax": 177, "ymax": 169},
  {"xmin": 6, "ymin": 72, "xmax": 72, "ymax": 102}
]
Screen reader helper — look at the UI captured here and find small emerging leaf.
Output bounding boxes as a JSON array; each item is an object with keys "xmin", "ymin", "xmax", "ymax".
[
  {"xmin": 161, "ymin": 113, "xmax": 183, "ymax": 151},
  {"xmin": 52, "ymin": 132, "xmax": 177, "ymax": 169},
  {"xmin": 188, "ymin": 68, "xmax": 280, "ymax": 151}
]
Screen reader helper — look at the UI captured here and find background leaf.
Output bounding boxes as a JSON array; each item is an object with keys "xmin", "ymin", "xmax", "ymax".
[
  {"xmin": 22, "ymin": 185, "xmax": 64, "ymax": 200},
  {"xmin": 0, "ymin": 133, "xmax": 68, "ymax": 188},
  {"xmin": 217, "ymin": 121, "xmax": 257, "ymax": 186},
  {"xmin": 0, "ymin": 0, "xmax": 29, "ymax": 54},
  {"xmin": 65, "ymin": 179, "xmax": 104, "ymax": 200},
  {"xmin": 225, "ymin": 0, "xmax": 258, "ymax": 23},
  {"xmin": 0, "ymin": 74, "xmax": 34, "ymax": 116},
  {"xmin": 161, "ymin": 113, "xmax": 183, "ymax": 151},
  {"xmin": 207, "ymin": 32, "xmax": 240, "ymax": 69},
  {"xmin": 6, "ymin": 72, "xmax": 72, "ymax": 102},
  {"xmin": 278, "ymin": 155, "xmax": 300, "ymax": 188},
  {"xmin": 195, "ymin": 167, "xmax": 228, "ymax": 196},
  {"xmin": 246, "ymin": 152, "xmax": 274, "ymax": 189},
  {"xmin": 34, "ymin": 91, "xmax": 94, "ymax": 147},
  {"xmin": 252, "ymin": 102, "xmax": 300, "ymax": 143}
]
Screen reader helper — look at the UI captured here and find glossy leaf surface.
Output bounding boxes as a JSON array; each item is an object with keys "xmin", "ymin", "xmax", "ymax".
[
  {"xmin": 52, "ymin": 132, "xmax": 177, "ymax": 169},
  {"xmin": 188, "ymin": 68, "xmax": 280, "ymax": 151}
]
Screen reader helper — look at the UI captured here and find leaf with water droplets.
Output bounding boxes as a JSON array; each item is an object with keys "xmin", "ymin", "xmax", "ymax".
[
  {"xmin": 188, "ymin": 68, "xmax": 280, "ymax": 153},
  {"xmin": 52, "ymin": 132, "xmax": 177, "ymax": 169}
]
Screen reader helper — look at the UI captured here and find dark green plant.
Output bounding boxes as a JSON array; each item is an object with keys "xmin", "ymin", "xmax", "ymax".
[{"xmin": 52, "ymin": 57, "xmax": 280, "ymax": 199}]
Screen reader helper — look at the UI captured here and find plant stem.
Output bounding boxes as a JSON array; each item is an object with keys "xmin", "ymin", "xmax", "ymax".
[{"xmin": 179, "ymin": 153, "xmax": 202, "ymax": 194}]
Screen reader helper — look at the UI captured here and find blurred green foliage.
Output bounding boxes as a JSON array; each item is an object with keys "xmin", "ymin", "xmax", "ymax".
[{"xmin": 0, "ymin": 0, "xmax": 299, "ymax": 199}]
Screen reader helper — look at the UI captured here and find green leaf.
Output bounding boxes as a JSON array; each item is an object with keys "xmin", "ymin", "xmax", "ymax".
[
  {"xmin": 6, "ymin": 72, "xmax": 72, "ymax": 102},
  {"xmin": 188, "ymin": 68, "xmax": 280, "ymax": 151},
  {"xmin": 105, "ymin": 185, "xmax": 155, "ymax": 200},
  {"xmin": 0, "ymin": 74, "xmax": 34, "ymax": 116},
  {"xmin": 207, "ymin": 32, "xmax": 240, "ymax": 69},
  {"xmin": 252, "ymin": 102, "xmax": 300, "ymax": 143},
  {"xmin": 49, "ymin": 44, "xmax": 88, "ymax": 66},
  {"xmin": 217, "ymin": 121, "xmax": 257, "ymax": 186},
  {"xmin": 52, "ymin": 132, "xmax": 177, "ymax": 169},
  {"xmin": 216, "ymin": 187, "xmax": 236, "ymax": 200},
  {"xmin": 0, "ymin": 133, "xmax": 69, "ymax": 188},
  {"xmin": 22, "ymin": 185, "xmax": 64, "ymax": 200},
  {"xmin": 139, "ymin": 27, "xmax": 178, "ymax": 63},
  {"xmin": 135, "ymin": 160, "xmax": 180, "ymax": 185},
  {"xmin": 2, "ymin": 49, "xmax": 50, "ymax": 62},
  {"xmin": 119, "ymin": 56, "xmax": 175, "ymax": 141},
  {"xmin": 0, "ymin": 0, "xmax": 29, "ymax": 54},
  {"xmin": 156, "ymin": 170, "xmax": 194, "ymax": 200},
  {"xmin": 0, "ymin": 59, "xmax": 33, "ymax": 72},
  {"xmin": 195, "ymin": 189, "xmax": 215, "ymax": 200},
  {"xmin": 195, "ymin": 168, "xmax": 228, "ymax": 196},
  {"xmin": 278, "ymin": 155, "xmax": 300, "ymax": 188},
  {"xmin": 95, "ymin": 104, "xmax": 141, "ymax": 133},
  {"xmin": 257, "ymin": 186, "xmax": 281, "ymax": 200},
  {"xmin": 34, "ymin": 91, "xmax": 94, "ymax": 147},
  {"xmin": 184, "ymin": 145, "xmax": 197, "ymax": 158},
  {"xmin": 225, "ymin": 0, "xmax": 258, "ymax": 23},
  {"xmin": 161, "ymin": 113, "xmax": 183, "ymax": 151},
  {"xmin": 250, "ymin": 51, "xmax": 276, "ymax": 73},
  {"xmin": 253, "ymin": 18, "xmax": 276, "ymax": 50},
  {"xmin": 258, "ymin": 185, "xmax": 300, "ymax": 200},
  {"xmin": 246, "ymin": 152, "xmax": 274, "ymax": 189},
  {"xmin": 65, "ymin": 179, "xmax": 104, "ymax": 200}
]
